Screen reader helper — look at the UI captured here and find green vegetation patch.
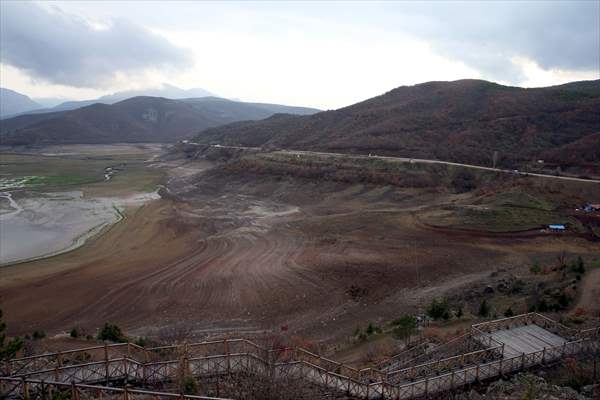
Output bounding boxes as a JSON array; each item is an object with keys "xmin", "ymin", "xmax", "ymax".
[
  {"xmin": 437, "ymin": 204, "xmax": 572, "ymax": 232},
  {"xmin": 424, "ymin": 187, "xmax": 581, "ymax": 232},
  {"xmin": 475, "ymin": 190, "xmax": 554, "ymax": 211},
  {"xmin": 24, "ymin": 174, "xmax": 99, "ymax": 188},
  {"xmin": 0, "ymin": 152, "xmax": 163, "ymax": 195}
]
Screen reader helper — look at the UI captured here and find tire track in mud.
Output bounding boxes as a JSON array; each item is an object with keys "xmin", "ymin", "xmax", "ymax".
[{"xmin": 74, "ymin": 199, "xmax": 324, "ymax": 325}]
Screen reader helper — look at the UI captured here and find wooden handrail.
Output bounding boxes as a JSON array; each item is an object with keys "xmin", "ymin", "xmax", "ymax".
[{"xmin": 3, "ymin": 313, "xmax": 598, "ymax": 400}]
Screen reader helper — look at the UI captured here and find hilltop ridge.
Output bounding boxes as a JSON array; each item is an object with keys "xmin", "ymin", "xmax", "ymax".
[{"xmin": 193, "ymin": 79, "xmax": 600, "ymax": 169}]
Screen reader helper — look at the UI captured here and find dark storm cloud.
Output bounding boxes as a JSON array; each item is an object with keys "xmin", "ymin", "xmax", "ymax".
[
  {"xmin": 0, "ymin": 2, "xmax": 193, "ymax": 87},
  {"xmin": 389, "ymin": 1, "xmax": 600, "ymax": 81}
]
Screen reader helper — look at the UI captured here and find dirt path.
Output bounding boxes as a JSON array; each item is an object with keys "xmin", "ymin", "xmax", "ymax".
[
  {"xmin": 573, "ymin": 267, "xmax": 600, "ymax": 316},
  {"xmin": 199, "ymin": 144, "xmax": 600, "ymax": 184}
]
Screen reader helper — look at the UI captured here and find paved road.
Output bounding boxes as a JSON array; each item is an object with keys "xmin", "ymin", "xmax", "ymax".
[{"xmin": 187, "ymin": 143, "xmax": 600, "ymax": 184}]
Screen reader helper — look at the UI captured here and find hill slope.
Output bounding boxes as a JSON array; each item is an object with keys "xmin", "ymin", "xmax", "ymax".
[
  {"xmin": 0, "ymin": 88, "xmax": 42, "ymax": 118},
  {"xmin": 0, "ymin": 97, "xmax": 319, "ymax": 145},
  {"xmin": 193, "ymin": 79, "xmax": 600, "ymax": 168}
]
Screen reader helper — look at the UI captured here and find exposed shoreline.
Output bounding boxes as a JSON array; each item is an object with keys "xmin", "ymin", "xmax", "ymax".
[{"xmin": 0, "ymin": 190, "xmax": 160, "ymax": 267}]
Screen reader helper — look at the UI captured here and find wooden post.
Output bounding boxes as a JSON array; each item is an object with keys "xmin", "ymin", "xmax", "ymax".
[
  {"xmin": 476, "ymin": 364, "xmax": 480, "ymax": 382},
  {"xmin": 22, "ymin": 377, "xmax": 29, "ymax": 400},
  {"xmin": 124, "ymin": 387, "xmax": 129, "ymax": 400},
  {"xmin": 123, "ymin": 358, "xmax": 128, "ymax": 385},
  {"xmin": 424, "ymin": 377, "xmax": 429, "ymax": 396},
  {"xmin": 142, "ymin": 362, "xmax": 147, "ymax": 388},
  {"xmin": 104, "ymin": 343, "xmax": 110, "ymax": 384},
  {"xmin": 347, "ymin": 374, "xmax": 351, "ymax": 394},
  {"xmin": 593, "ymin": 347, "xmax": 597, "ymax": 382},
  {"xmin": 521, "ymin": 352, "xmax": 526, "ymax": 370},
  {"xmin": 179, "ymin": 356, "xmax": 185, "ymax": 393},
  {"xmin": 41, "ymin": 380, "xmax": 46, "ymax": 400},
  {"xmin": 70, "ymin": 381, "xmax": 76, "ymax": 400},
  {"xmin": 450, "ymin": 371, "xmax": 455, "ymax": 390},
  {"xmin": 542, "ymin": 347, "xmax": 546, "ymax": 365},
  {"xmin": 225, "ymin": 339, "xmax": 230, "ymax": 375},
  {"xmin": 57, "ymin": 351, "xmax": 63, "ymax": 367}
]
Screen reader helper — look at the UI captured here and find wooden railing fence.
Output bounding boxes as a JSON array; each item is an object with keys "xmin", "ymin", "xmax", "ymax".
[
  {"xmin": 2, "ymin": 314, "xmax": 598, "ymax": 400},
  {"xmin": 0, "ymin": 376, "xmax": 230, "ymax": 400}
]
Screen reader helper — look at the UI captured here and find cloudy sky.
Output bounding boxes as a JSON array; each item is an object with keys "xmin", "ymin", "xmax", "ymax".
[{"xmin": 1, "ymin": 1, "xmax": 599, "ymax": 109}]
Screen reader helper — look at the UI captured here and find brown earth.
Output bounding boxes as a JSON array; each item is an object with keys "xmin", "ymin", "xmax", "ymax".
[{"xmin": 1, "ymin": 159, "xmax": 599, "ymax": 346}]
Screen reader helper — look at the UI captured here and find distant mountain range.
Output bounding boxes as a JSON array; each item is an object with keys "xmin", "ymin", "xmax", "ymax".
[
  {"xmin": 192, "ymin": 79, "xmax": 600, "ymax": 169},
  {"xmin": 0, "ymin": 84, "xmax": 218, "ymax": 118},
  {"xmin": 0, "ymin": 96, "xmax": 320, "ymax": 145},
  {"xmin": 0, "ymin": 88, "xmax": 42, "ymax": 118}
]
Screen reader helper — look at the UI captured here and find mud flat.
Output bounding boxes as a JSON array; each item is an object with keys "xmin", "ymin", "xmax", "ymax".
[
  {"xmin": 0, "ymin": 190, "xmax": 160, "ymax": 265},
  {"xmin": 0, "ymin": 145, "xmax": 164, "ymax": 265}
]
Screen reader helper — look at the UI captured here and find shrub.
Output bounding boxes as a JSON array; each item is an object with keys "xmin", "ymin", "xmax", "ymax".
[
  {"xmin": 478, "ymin": 300, "xmax": 490, "ymax": 318},
  {"xmin": 530, "ymin": 261, "xmax": 541, "ymax": 274},
  {"xmin": 0, "ymin": 309, "xmax": 23, "ymax": 359},
  {"xmin": 392, "ymin": 315, "xmax": 417, "ymax": 344},
  {"xmin": 574, "ymin": 307, "xmax": 586, "ymax": 317},
  {"xmin": 134, "ymin": 337, "xmax": 150, "ymax": 347},
  {"xmin": 183, "ymin": 375, "xmax": 199, "ymax": 395},
  {"xmin": 366, "ymin": 323, "xmax": 375, "ymax": 335},
  {"xmin": 451, "ymin": 170, "xmax": 477, "ymax": 193},
  {"xmin": 97, "ymin": 323, "xmax": 126, "ymax": 343},
  {"xmin": 50, "ymin": 389, "xmax": 72, "ymax": 400},
  {"xmin": 70, "ymin": 328, "xmax": 79, "ymax": 338},
  {"xmin": 426, "ymin": 298, "xmax": 450, "ymax": 320},
  {"xmin": 504, "ymin": 307, "xmax": 514, "ymax": 317},
  {"xmin": 572, "ymin": 256, "xmax": 585, "ymax": 274},
  {"xmin": 455, "ymin": 305, "xmax": 464, "ymax": 318},
  {"xmin": 558, "ymin": 292, "xmax": 571, "ymax": 308},
  {"xmin": 32, "ymin": 330, "xmax": 46, "ymax": 340}
]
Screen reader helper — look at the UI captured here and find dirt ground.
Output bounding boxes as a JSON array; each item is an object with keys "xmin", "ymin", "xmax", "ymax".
[
  {"xmin": 573, "ymin": 266, "xmax": 600, "ymax": 317},
  {"xmin": 1, "ymin": 150, "xmax": 599, "ymax": 349}
]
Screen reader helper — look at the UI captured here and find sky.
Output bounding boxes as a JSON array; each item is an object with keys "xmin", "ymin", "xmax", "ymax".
[{"xmin": 1, "ymin": 1, "xmax": 599, "ymax": 109}]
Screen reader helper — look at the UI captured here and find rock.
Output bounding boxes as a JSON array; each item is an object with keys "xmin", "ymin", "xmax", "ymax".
[
  {"xmin": 473, "ymin": 372, "xmax": 592, "ymax": 400},
  {"xmin": 483, "ymin": 285, "xmax": 495, "ymax": 294}
]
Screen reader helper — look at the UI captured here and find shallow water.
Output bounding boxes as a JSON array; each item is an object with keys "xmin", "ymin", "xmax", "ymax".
[{"xmin": 0, "ymin": 190, "xmax": 160, "ymax": 265}]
